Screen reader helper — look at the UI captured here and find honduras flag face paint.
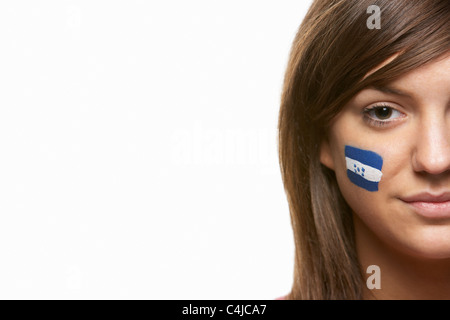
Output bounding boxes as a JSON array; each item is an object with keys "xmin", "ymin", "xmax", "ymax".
[{"xmin": 345, "ymin": 145, "xmax": 383, "ymax": 192}]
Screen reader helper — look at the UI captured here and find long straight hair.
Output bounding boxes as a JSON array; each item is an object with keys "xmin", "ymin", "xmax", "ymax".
[{"xmin": 278, "ymin": 0, "xmax": 449, "ymax": 299}]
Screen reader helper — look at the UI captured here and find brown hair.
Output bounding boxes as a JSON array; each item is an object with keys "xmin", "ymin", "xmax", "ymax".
[{"xmin": 278, "ymin": 0, "xmax": 449, "ymax": 299}]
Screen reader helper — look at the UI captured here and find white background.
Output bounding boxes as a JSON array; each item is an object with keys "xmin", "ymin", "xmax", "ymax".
[{"xmin": 0, "ymin": 0, "xmax": 312, "ymax": 299}]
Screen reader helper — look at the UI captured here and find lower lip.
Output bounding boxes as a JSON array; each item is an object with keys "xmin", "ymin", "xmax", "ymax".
[{"xmin": 403, "ymin": 200, "xmax": 450, "ymax": 219}]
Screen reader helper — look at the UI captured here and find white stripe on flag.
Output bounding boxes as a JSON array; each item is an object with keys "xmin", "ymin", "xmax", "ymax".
[{"xmin": 345, "ymin": 157, "xmax": 382, "ymax": 182}]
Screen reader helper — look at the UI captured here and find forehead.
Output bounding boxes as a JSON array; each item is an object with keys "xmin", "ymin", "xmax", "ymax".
[
  {"xmin": 392, "ymin": 54, "xmax": 450, "ymax": 84},
  {"xmin": 363, "ymin": 53, "xmax": 450, "ymax": 103},
  {"xmin": 364, "ymin": 52, "xmax": 450, "ymax": 81}
]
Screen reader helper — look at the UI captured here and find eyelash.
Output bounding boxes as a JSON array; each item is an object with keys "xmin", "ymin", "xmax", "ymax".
[{"xmin": 362, "ymin": 103, "xmax": 405, "ymax": 128}]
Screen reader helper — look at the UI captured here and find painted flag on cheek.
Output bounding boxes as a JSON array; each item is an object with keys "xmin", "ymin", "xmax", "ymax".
[{"xmin": 345, "ymin": 145, "xmax": 383, "ymax": 192}]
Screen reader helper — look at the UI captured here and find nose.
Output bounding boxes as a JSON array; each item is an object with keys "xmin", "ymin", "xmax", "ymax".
[{"xmin": 412, "ymin": 113, "xmax": 450, "ymax": 175}]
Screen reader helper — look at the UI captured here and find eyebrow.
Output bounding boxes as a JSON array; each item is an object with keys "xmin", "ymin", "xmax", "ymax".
[{"xmin": 369, "ymin": 85, "xmax": 413, "ymax": 98}]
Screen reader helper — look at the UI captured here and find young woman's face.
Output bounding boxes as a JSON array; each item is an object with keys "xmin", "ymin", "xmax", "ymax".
[{"xmin": 320, "ymin": 54, "xmax": 450, "ymax": 259}]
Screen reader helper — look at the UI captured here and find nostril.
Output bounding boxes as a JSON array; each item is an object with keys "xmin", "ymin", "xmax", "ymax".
[
  {"xmin": 412, "ymin": 122, "xmax": 450, "ymax": 175},
  {"xmin": 413, "ymin": 150, "xmax": 450, "ymax": 175}
]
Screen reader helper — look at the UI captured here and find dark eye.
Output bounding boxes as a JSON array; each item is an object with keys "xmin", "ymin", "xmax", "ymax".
[
  {"xmin": 373, "ymin": 107, "xmax": 392, "ymax": 120},
  {"xmin": 362, "ymin": 104, "xmax": 406, "ymax": 128},
  {"xmin": 364, "ymin": 105, "xmax": 403, "ymax": 121}
]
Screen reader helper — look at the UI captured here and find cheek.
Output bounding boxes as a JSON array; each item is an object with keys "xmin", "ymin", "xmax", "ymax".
[
  {"xmin": 331, "ymin": 140, "xmax": 406, "ymax": 205},
  {"xmin": 335, "ymin": 142, "xmax": 407, "ymax": 192},
  {"xmin": 335, "ymin": 162, "xmax": 382, "ymax": 207},
  {"xmin": 333, "ymin": 143, "xmax": 408, "ymax": 227},
  {"xmin": 344, "ymin": 145, "xmax": 384, "ymax": 192},
  {"xmin": 366, "ymin": 140, "xmax": 410, "ymax": 194},
  {"xmin": 332, "ymin": 145, "xmax": 387, "ymax": 219}
]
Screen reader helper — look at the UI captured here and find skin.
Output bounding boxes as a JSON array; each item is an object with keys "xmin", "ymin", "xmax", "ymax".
[{"xmin": 320, "ymin": 53, "xmax": 450, "ymax": 299}]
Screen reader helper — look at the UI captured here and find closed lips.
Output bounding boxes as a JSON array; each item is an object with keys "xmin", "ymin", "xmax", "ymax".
[
  {"xmin": 400, "ymin": 192, "xmax": 450, "ymax": 219},
  {"xmin": 400, "ymin": 192, "xmax": 450, "ymax": 203}
]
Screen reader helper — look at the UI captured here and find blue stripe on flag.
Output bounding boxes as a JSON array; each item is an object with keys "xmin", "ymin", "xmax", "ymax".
[{"xmin": 347, "ymin": 170, "xmax": 379, "ymax": 192}]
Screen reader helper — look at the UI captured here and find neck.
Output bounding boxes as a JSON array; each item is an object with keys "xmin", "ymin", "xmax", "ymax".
[{"xmin": 353, "ymin": 214, "xmax": 450, "ymax": 300}]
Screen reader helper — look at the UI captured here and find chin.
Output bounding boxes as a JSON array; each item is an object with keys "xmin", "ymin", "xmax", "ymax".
[{"xmin": 402, "ymin": 228, "xmax": 450, "ymax": 260}]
